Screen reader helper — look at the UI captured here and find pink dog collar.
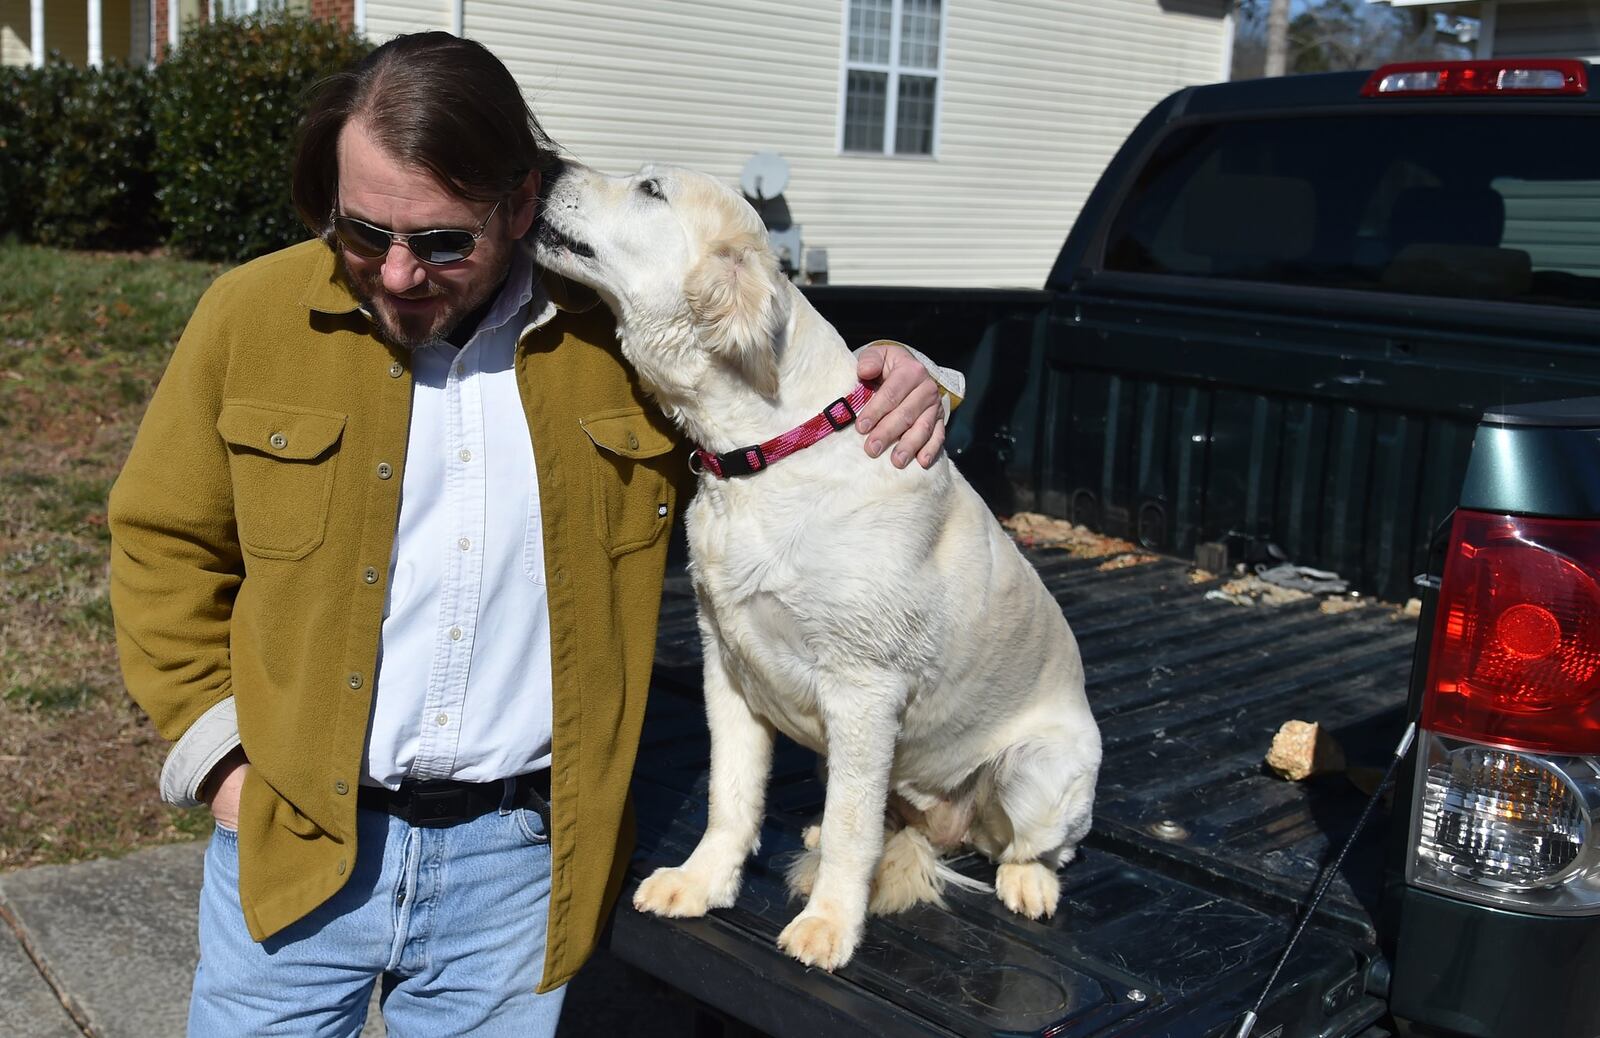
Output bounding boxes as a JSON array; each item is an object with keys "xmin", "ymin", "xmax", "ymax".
[{"xmin": 691, "ymin": 383, "xmax": 876, "ymax": 479}]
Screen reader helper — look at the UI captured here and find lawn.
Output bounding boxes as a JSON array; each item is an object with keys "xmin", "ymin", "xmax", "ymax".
[{"xmin": 0, "ymin": 239, "xmax": 229, "ymax": 869}]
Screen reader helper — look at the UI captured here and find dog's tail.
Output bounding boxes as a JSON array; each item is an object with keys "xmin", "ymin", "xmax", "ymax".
[{"xmin": 785, "ymin": 825, "xmax": 992, "ymax": 915}]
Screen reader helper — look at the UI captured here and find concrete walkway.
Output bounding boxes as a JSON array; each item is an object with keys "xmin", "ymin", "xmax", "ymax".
[{"xmin": 0, "ymin": 841, "xmax": 693, "ymax": 1038}]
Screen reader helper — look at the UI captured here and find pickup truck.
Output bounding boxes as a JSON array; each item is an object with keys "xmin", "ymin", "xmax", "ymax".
[{"xmin": 609, "ymin": 59, "xmax": 1600, "ymax": 1038}]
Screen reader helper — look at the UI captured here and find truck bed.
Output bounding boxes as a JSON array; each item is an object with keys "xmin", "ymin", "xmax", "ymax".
[{"xmin": 615, "ymin": 551, "xmax": 1417, "ymax": 1038}]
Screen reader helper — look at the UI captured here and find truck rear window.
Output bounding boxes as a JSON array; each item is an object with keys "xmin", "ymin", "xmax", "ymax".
[{"xmin": 1102, "ymin": 114, "xmax": 1600, "ymax": 310}]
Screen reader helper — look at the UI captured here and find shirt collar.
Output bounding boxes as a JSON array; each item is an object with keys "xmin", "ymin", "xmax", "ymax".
[{"xmin": 301, "ymin": 241, "xmax": 362, "ymax": 316}]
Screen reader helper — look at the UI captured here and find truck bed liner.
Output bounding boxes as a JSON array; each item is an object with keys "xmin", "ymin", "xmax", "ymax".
[{"xmin": 616, "ymin": 552, "xmax": 1416, "ymax": 1037}]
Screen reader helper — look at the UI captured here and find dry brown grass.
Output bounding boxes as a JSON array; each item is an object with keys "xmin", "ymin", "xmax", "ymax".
[{"xmin": 1, "ymin": 240, "xmax": 227, "ymax": 869}]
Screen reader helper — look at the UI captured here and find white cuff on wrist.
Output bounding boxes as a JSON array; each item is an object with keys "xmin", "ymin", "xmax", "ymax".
[{"xmin": 159, "ymin": 696, "xmax": 241, "ymax": 808}]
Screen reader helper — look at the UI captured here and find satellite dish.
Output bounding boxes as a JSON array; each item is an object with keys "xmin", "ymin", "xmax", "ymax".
[{"xmin": 740, "ymin": 151, "xmax": 790, "ymax": 201}]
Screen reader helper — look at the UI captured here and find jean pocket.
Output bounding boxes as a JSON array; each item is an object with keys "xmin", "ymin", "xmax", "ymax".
[{"xmin": 513, "ymin": 805, "xmax": 550, "ymax": 845}]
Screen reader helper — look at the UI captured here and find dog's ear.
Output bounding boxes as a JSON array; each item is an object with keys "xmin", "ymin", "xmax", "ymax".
[{"xmin": 684, "ymin": 239, "xmax": 787, "ymax": 398}]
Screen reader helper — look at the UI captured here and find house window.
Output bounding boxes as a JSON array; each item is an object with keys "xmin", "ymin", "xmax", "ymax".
[
  {"xmin": 211, "ymin": 0, "xmax": 286, "ymax": 16},
  {"xmin": 842, "ymin": 0, "xmax": 942, "ymax": 156}
]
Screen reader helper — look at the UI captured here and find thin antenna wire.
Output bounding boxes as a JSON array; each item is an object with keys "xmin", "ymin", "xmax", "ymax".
[{"xmin": 1233, "ymin": 721, "xmax": 1418, "ymax": 1038}]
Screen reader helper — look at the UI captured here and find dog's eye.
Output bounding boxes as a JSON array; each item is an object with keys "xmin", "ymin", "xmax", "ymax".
[{"xmin": 639, "ymin": 178, "xmax": 665, "ymax": 200}]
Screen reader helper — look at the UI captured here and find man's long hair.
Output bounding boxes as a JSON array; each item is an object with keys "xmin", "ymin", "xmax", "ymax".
[{"xmin": 291, "ymin": 32, "xmax": 561, "ymax": 238}]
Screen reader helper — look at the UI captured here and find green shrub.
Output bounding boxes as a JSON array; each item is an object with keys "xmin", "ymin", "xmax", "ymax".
[
  {"xmin": 0, "ymin": 59, "xmax": 158, "ymax": 249},
  {"xmin": 0, "ymin": 66, "xmax": 39, "ymax": 237},
  {"xmin": 152, "ymin": 13, "xmax": 370, "ymax": 262},
  {"xmin": 40, "ymin": 60, "xmax": 159, "ymax": 249}
]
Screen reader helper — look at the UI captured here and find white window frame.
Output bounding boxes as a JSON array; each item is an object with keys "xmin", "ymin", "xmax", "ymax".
[
  {"xmin": 837, "ymin": 0, "xmax": 947, "ymax": 159},
  {"xmin": 211, "ymin": 0, "xmax": 286, "ymax": 17}
]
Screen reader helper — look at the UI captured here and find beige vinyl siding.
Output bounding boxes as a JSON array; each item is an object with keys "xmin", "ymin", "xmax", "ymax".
[
  {"xmin": 2, "ymin": 0, "xmax": 30, "ymax": 66},
  {"xmin": 364, "ymin": 0, "xmax": 449, "ymax": 41},
  {"xmin": 1498, "ymin": 178, "xmax": 1600, "ymax": 278},
  {"xmin": 1493, "ymin": 0, "xmax": 1600, "ymax": 62}
]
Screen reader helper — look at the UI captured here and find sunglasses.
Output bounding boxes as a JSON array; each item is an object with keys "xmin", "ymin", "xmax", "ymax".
[{"xmin": 329, "ymin": 197, "xmax": 504, "ymax": 265}]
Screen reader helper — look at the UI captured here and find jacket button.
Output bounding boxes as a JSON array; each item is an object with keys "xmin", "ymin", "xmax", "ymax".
[
  {"xmin": 658, "ymin": 503, "xmax": 668, "ymax": 517},
  {"xmin": 269, "ymin": 432, "xmax": 287, "ymax": 450},
  {"xmin": 388, "ymin": 361, "xmax": 403, "ymax": 378},
  {"xmin": 362, "ymin": 567, "xmax": 379, "ymax": 585},
  {"xmin": 336, "ymin": 859, "xmax": 347, "ymax": 875},
  {"xmin": 377, "ymin": 462, "xmax": 393, "ymax": 480},
  {"xmin": 334, "ymin": 780, "xmax": 349, "ymax": 795},
  {"xmin": 626, "ymin": 432, "xmax": 640, "ymax": 450},
  {"xmin": 348, "ymin": 673, "xmax": 363, "ymax": 690}
]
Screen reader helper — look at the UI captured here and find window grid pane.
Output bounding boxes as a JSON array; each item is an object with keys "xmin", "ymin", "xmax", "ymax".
[
  {"xmin": 895, "ymin": 75, "xmax": 937, "ymax": 155},
  {"xmin": 844, "ymin": 70, "xmax": 889, "ymax": 152},
  {"xmin": 849, "ymin": 0, "xmax": 893, "ymax": 65},
  {"xmin": 899, "ymin": 0, "xmax": 942, "ymax": 70}
]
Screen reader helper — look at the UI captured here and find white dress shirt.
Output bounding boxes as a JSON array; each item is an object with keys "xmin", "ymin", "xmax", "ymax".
[{"xmin": 364, "ymin": 243, "xmax": 556, "ymax": 789}]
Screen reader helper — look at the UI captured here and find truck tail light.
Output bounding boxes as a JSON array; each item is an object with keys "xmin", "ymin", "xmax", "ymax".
[
  {"xmin": 1423, "ymin": 511, "xmax": 1600, "ymax": 753},
  {"xmin": 1362, "ymin": 59, "xmax": 1589, "ymax": 98},
  {"xmin": 1410, "ymin": 511, "xmax": 1600, "ymax": 914}
]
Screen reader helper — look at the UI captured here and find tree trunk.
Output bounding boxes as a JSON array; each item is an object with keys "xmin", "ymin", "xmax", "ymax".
[{"xmin": 1265, "ymin": 0, "xmax": 1291, "ymax": 76}]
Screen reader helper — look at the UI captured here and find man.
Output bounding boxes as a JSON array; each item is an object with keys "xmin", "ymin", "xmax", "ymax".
[{"xmin": 108, "ymin": 31, "xmax": 956, "ymax": 1036}]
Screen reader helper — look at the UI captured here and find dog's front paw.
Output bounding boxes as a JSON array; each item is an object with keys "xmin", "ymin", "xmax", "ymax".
[
  {"xmin": 996, "ymin": 862, "xmax": 1060, "ymax": 919},
  {"xmin": 633, "ymin": 867, "xmax": 721, "ymax": 918},
  {"xmin": 777, "ymin": 904, "xmax": 861, "ymax": 971}
]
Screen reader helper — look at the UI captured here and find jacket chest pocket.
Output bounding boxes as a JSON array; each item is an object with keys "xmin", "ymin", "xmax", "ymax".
[
  {"xmin": 579, "ymin": 408, "xmax": 675, "ymax": 558},
  {"xmin": 216, "ymin": 400, "xmax": 347, "ymax": 560}
]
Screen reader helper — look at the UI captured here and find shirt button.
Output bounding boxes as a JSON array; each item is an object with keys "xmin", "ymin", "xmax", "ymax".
[
  {"xmin": 362, "ymin": 567, "xmax": 379, "ymax": 585},
  {"xmin": 658, "ymin": 503, "xmax": 669, "ymax": 517},
  {"xmin": 377, "ymin": 462, "xmax": 393, "ymax": 480},
  {"xmin": 268, "ymin": 432, "xmax": 287, "ymax": 450},
  {"xmin": 449, "ymin": 626, "xmax": 463, "ymax": 641},
  {"xmin": 348, "ymin": 673, "xmax": 363, "ymax": 690},
  {"xmin": 458, "ymin": 449, "xmax": 472, "ymax": 463},
  {"xmin": 334, "ymin": 780, "xmax": 349, "ymax": 795},
  {"xmin": 435, "ymin": 713, "xmax": 449, "ymax": 727},
  {"xmin": 388, "ymin": 361, "xmax": 404, "ymax": 378},
  {"xmin": 458, "ymin": 537, "xmax": 471, "ymax": 551}
]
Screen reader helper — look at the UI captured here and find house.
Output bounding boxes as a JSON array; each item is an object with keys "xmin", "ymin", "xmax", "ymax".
[
  {"xmin": 357, "ymin": 1, "xmax": 1234, "ymax": 287},
  {"xmin": 0, "ymin": 0, "xmax": 355, "ymax": 69},
  {"xmin": 1374, "ymin": 1, "xmax": 1600, "ymax": 63},
  {"xmin": 3, "ymin": 1, "xmax": 1233, "ymax": 287}
]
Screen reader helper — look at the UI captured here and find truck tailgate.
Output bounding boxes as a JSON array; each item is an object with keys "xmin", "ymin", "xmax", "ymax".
[{"xmin": 615, "ymin": 553, "xmax": 1416, "ymax": 1037}]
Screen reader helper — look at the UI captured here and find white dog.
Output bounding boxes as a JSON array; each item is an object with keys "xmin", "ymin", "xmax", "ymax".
[{"xmin": 536, "ymin": 162, "xmax": 1100, "ymax": 972}]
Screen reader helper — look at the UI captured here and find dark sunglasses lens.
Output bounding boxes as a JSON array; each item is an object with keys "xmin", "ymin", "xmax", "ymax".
[
  {"xmin": 410, "ymin": 231, "xmax": 476, "ymax": 265},
  {"xmin": 332, "ymin": 217, "xmax": 390, "ymax": 258}
]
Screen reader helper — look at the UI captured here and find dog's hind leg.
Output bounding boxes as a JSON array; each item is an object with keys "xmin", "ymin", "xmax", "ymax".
[
  {"xmin": 869, "ymin": 825, "xmax": 945, "ymax": 914},
  {"xmin": 784, "ymin": 823, "xmax": 823, "ymax": 900},
  {"xmin": 634, "ymin": 645, "xmax": 775, "ymax": 919},
  {"xmin": 981, "ymin": 728, "xmax": 1099, "ymax": 920},
  {"xmin": 776, "ymin": 677, "xmax": 903, "ymax": 971}
]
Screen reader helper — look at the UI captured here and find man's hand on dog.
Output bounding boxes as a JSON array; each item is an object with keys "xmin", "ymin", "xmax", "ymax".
[{"xmin": 855, "ymin": 342, "xmax": 946, "ymax": 469}]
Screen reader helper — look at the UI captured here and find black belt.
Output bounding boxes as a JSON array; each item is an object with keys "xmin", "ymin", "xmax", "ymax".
[{"xmin": 357, "ymin": 771, "xmax": 551, "ymax": 829}]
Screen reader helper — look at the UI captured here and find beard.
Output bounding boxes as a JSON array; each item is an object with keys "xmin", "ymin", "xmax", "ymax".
[{"xmin": 336, "ymin": 250, "xmax": 512, "ymax": 352}]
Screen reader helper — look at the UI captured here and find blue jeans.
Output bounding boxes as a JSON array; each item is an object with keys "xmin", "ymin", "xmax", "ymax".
[{"xmin": 189, "ymin": 792, "xmax": 565, "ymax": 1037}]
